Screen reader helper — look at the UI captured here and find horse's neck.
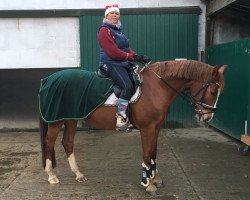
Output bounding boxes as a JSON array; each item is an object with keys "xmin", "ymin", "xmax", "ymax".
[{"xmin": 141, "ymin": 68, "xmax": 188, "ymax": 109}]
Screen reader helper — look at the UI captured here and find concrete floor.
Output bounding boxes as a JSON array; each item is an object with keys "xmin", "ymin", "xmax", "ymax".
[{"xmin": 0, "ymin": 127, "xmax": 250, "ymax": 200}]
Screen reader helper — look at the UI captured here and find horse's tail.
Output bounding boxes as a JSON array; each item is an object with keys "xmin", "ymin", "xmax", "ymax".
[{"xmin": 39, "ymin": 117, "xmax": 56, "ymax": 168}]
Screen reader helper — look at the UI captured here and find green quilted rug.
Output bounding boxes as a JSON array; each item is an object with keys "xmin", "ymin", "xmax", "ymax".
[{"xmin": 39, "ymin": 69, "xmax": 114, "ymax": 123}]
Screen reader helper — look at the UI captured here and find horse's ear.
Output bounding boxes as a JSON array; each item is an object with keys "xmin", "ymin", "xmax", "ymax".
[
  {"xmin": 212, "ymin": 65, "xmax": 219, "ymax": 77},
  {"xmin": 219, "ymin": 65, "xmax": 228, "ymax": 74}
]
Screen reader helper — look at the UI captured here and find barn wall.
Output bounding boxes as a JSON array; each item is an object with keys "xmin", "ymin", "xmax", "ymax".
[
  {"xmin": 207, "ymin": 10, "xmax": 250, "ymax": 46},
  {"xmin": 205, "ymin": 0, "xmax": 250, "ymax": 46},
  {"xmin": 0, "ymin": 18, "xmax": 79, "ymax": 69}
]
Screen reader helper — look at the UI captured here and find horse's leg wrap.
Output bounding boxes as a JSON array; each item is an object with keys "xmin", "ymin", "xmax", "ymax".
[
  {"xmin": 151, "ymin": 159, "xmax": 157, "ymax": 179},
  {"xmin": 151, "ymin": 159, "xmax": 164, "ymax": 188},
  {"xmin": 141, "ymin": 162, "xmax": 152, "ymax": 187}
]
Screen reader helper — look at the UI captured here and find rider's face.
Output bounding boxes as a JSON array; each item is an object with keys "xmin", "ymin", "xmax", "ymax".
[{"xmin": 106, "ymin": 12, "xmax": 120, "ymax": 24}]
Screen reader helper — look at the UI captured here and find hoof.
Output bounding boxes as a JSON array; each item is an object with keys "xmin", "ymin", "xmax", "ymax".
[
  {"xmin": 145, "ymin": 183, "xmax": 158, "ymax": 196},
  {"xmin": 153, "ymin": 180, "xmax": 165, "ymax": 188},
  {"xmin": 48, "ymin": 176, "xmax": 60, "ymax": 184},
  {"xmin": 146, "ymin": 190, "xmax": 158, "ymax": 196},
  {"xmin": 76, "ymin": 175, "xmax": 87, "ymax": 183}
]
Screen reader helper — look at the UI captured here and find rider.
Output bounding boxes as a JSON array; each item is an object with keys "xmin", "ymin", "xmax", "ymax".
[{"xmin": 98, "ymin": 4, "xmax": 149, "ymax": 130}]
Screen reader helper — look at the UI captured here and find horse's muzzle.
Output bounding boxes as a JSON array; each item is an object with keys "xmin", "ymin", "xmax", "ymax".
[{"xmin": 195, "ymin": 111, "xmax": 214, "ymax": 123}]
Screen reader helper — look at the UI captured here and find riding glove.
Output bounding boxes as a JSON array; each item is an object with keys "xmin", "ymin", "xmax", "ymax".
[{"xmin": 133, "ymin": 55, "xmax": 151, "ymax": 64}]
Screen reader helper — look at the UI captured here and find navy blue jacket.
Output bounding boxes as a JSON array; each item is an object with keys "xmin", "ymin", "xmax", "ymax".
[{"xmin": 99, "ymin": 23, "xmax": 131, "ymax": 68}]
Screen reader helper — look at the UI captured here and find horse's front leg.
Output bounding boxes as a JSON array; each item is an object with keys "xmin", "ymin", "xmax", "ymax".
[
  {"xmin": 62, "ymin": 120, "xmax": 87, "ymax": 182},
  {"xmin": 140, "ymin": 126, "xmax": 159, "ymax": 195},
  {"xmin": 151, "ymin": 139, "xmax": 164, "ymax": 188}
]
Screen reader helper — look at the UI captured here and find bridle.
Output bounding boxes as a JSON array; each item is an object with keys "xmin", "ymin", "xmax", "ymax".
[
  {"xmin": 147, "ymin": 67, "xmax": 220, "ymax": 116},
  {"xmin": 191, "ymin": 79, "xmax": 220, "ymax": 115}
]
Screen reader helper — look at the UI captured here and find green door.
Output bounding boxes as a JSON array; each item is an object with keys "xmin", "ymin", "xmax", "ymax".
[
  {"xmin": 206, "ymin": 38, "xmax": 250, "ymax": 140},
  {"xmin": 80, "ymin": 8, "xmax": 200, "ymax": 128}
]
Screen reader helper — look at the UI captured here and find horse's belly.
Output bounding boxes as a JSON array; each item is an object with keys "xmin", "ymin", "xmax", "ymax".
[{"xmin": 85, "ymin": 106, "xmax": 117, "ymax": 130}]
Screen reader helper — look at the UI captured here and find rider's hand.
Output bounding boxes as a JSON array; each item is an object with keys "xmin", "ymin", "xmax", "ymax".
[
  {"xmin": 127, "ymin": 49, "xmax": 135, "ymax": 61},
  {"xmin": 133, "ymin": 54, "xmax": 151, "ymax": 64}
]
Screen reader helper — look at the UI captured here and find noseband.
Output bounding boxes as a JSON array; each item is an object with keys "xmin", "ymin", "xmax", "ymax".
[{"xmin": 148, "ymin": 68, "xmax": 220, "ymax": 115}]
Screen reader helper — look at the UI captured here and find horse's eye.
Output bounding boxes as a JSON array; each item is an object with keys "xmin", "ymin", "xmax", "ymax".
[{"xmin": 211, "ymin": 91, "xmax": 217, "ymax": 96}]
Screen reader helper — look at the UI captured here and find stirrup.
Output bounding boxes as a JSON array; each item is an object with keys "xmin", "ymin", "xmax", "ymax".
[{"xmin": 116, "ymin": 113, "xmax": 129, "ymax": 131}]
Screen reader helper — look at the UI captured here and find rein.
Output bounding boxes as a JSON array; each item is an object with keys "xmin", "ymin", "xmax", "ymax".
[{"xmin": 146, "ymin": 66, "xmax": 219, "ymax": 115}]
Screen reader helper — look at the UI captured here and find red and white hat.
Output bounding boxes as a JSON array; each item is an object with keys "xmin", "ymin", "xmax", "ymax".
[{"xmin": 105, "ymin": 4, "xmax": 120, "ymax": 16}]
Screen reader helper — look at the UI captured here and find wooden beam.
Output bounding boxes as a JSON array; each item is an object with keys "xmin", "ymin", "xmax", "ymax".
[
  {"xmin": 241, "ymin": 135, "xmax": 250, "ymax": 146},
  {"xmin": 207, "ymin": 0, "xmax": 237, "ymax": 16}
]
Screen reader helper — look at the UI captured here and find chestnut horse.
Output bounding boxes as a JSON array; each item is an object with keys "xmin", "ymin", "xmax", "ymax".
[{"xmin": 39, "ymin": 60, "xmax": 226, "ymax": 195}]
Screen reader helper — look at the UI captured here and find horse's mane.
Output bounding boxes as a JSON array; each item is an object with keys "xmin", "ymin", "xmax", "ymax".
[{"xmin": 150, "ymin": 60, "xmax": 214, "ymax": 83}]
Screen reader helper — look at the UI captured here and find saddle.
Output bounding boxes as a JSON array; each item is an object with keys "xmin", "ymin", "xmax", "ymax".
[{"xmin": 97, "ymin": 65, "xmax": 142, "ymax": 99}]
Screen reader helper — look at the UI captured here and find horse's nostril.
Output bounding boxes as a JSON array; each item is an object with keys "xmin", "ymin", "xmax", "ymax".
[{"xmin": 204, "ymin": 114, "xmax": 213, "ymax": 122}]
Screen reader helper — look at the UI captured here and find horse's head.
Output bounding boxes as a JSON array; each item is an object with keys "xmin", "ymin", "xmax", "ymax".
[{"xmin": 189, "ymin": 65, "xmax": 227, "ymax": 122}]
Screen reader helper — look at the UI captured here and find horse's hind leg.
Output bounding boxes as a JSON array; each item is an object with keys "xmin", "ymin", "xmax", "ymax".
[
  {"xmin": 45, "ymin": 121, "xmax": 63, "ymax": 184},
  {"xmin": 62, "ymin": 120, "xmax": 87, "ymax": 182}
]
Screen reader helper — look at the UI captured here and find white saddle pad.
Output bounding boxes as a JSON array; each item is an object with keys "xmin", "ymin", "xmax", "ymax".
[{"xmin": 104, "ymin": 87, "xmax": 141, "ymax": 106}]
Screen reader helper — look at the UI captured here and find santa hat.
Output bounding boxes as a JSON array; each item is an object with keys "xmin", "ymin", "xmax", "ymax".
[{"xmin": 105, "ymin": 4, "xmax": 120, "ymax": 16}]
